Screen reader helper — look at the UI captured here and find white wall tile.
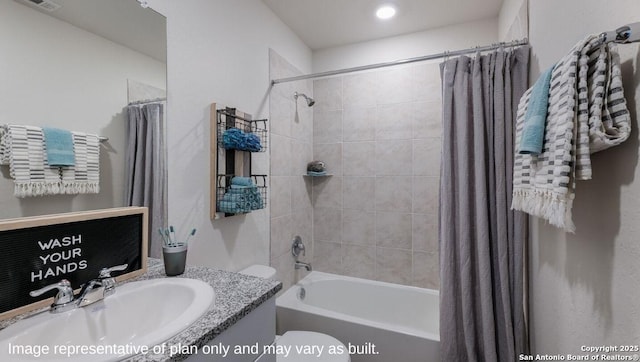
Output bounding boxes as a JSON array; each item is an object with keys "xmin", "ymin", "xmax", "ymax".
[
  {"xmin": 343, "ymin": 72, "xmax": 377, "ymax": 109},
  {"xmin": 271, "ymin": 134, "xmax": 292, "ymax": 176},
  {"xmin": 291, "ymin": 140, "xmax": 312, "ymax": 176},
  {"xmin": 313, "ymin": 143, "xmax": 343, "ymax": 176},
  {"xmin": 376, "ymin": 247, "xmax": 412, "ymax": 285},
  {"xmin": 376, "ymin": 66, "xmax": 416, "ymax": 104},
  {"xmin": 313, "ymin": 241, "xmax": 343, "ymax": 274},
  {"xmin": 343, "ymin": 208, "xmax": 375, "ymax": 246},
  {"xmin": 342, "ymin": 176, "xmax": 375, "ymax": 211},
  {"xmin": 271, "ymin": 214, "xmax": 292, "ymax": 259},
  {"xmin": 343, "ymin": 245, "xmax": 376, "ymax": 279},
  {"xmin": 376, "ymin": 103, "xmax": 415, "ymax": 140},
  {"xmin": 343, "ymin": 142, "xmax": 375, "ymax": 176},
  {"xmin": 269, "ymin": 91, "xmax": 293, "ymax": 137},
  {"xmin": 412, "ymin": 251, "xmax": 439, "ymax": 289},
  {"xmin": 343, "ymin": 106, "xmax": 376, "ymax": 141},
  {"xmin": 413, "ymin": 177, "xmax": 439, "ymax": 214},
  {"xmin": 412, "ymin": 213, "xmax": 439, "ymax": 252},
  {"xmin": 312, "ymin": 176, "xmax": 343, "ymax": 209},
  {"xmin": 376, "ymin": 212, "xmax": 412, "ymax": 249},
  {"xmin": 375, "ymin": 176, "xmax": 412, "ymax": 212},
  {"xmin": 375, "ymin": 140, "xmax": 413, "ymax": 176},
  {"xmin": 291, "ymin": 177, "xmax": 312, "ymax": 211},
  {"xmin": 413, "ymin": 138, "xmax": 441, "ymax": 176},
  {"xmin": 413, "ymin": 63, "xmax": 443, "ymax": 103},
  {"xmin": 313, "ymin": 207, "xmax": 342, "ymax": 242},
  {"xmin": 313, "ymin": 77, "xmax": 343, "ymax": 112},
  {"xmin": 413, "ymin": 101, "xmax": 442, "ymax": 139},
  {"xmin": 313, "ymin": 110, "xmax": 343, "ymax": 144},
  {"xmin": 291, "ymin": 206, "xmax": 313, "ymax": 252},
  {"xmin": 270, "ymin": 176, "xmax": 291, "ymax": 218}
]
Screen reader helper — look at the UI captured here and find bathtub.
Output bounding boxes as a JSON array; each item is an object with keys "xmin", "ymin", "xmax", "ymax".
[{"xmin": 276, "ymin": 271, "xmax": 440, "ymax": 362}]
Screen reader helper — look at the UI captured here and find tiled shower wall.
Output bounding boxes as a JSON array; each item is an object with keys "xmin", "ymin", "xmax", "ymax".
[
  {"xmin": 311, "ymin": 63, "xmax": 442, "ymax": 289},
  {"xmin": 268, "ymin": 50, "xmax": 313, "ymax": 291}
]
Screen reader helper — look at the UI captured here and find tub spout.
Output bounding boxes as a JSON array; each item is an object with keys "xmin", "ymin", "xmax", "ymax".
[{"xmin": 295, "ymin": 261, "xmax": 312, "ymax": 271}]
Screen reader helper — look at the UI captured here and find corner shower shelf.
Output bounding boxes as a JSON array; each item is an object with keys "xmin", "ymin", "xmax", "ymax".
[{"xmin": 302, "ymin": 174, "xmax": 333, "ymax": 177}]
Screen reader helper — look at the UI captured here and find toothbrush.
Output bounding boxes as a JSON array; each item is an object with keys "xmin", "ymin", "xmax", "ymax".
[
  {"xmin": 184, "ymin": 228, "xmax": 197, "ymax": 246},
  {"xmin": 165, "ymin": 229, "xmax": 172, "ymax": 246},
  {"xmin": 170, "ymin": 226, "xmax": 177, "ymax": 246},
  {"xmin": 158, "ymin": 228, "xmax": 169, "ymax": 246}
]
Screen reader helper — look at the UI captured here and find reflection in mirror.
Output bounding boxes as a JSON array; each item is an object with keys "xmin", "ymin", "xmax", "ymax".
[{"xmin": 0, "ymin": 0, "xmax": 167, "ymax": 239}]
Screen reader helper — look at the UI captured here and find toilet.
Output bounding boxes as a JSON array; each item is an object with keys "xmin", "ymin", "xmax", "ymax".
[{"xmin": 239, "ymin": 265, "xmax": 350, "ymax": 362}]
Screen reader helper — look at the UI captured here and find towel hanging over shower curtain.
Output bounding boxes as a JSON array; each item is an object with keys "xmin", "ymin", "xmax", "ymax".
[{"xmin": 439, "ymin": 46, "xmax": 530, "ymax": 361}]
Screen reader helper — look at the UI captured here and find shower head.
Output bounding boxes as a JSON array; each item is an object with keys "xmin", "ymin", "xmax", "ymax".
[{"xmin": 294, "ymin": 92, "xmax": 315, "ymax": 107}]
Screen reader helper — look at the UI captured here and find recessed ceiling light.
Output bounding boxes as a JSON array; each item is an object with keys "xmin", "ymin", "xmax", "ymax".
[{"xmin": 375, "ymin": 5, "xmax": 396, "ymax": 20}]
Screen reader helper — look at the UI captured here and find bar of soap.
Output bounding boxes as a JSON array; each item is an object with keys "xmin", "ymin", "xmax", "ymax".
[{"xmin": 307, "ymin": 161, "xmax": 326, "ymax": 172}]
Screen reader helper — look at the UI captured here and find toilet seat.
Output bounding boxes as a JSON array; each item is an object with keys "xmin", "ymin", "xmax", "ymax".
[
  {"xmin": 276, "ymin": 331, "xmax": 350, "ymax": 361},
  {"xmin": 238, "ymin": 265, "xmax": 350, "ymax": 361}
]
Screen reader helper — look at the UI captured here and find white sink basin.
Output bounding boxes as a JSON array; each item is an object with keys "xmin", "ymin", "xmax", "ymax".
[{"xmin": 0, "ymin": 278, "xmax": 214, "ymax": 361}]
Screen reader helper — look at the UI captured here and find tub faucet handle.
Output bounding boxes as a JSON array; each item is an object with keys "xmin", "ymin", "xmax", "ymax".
[{"xmin": 291, "ymin": 236, "xmax": 305, "ymax": 258}]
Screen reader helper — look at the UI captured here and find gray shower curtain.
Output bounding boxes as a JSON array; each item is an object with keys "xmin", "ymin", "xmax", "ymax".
[
  {"xmin": 125, "ymin": 103, "xmax": 167, "ymax": 258},
  {"xmin": 439, "ymin": 46, "xmax": 530, "ymax": 361}
]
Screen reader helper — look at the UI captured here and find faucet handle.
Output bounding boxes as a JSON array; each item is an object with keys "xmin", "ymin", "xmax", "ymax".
[
  {"xmin": 291, "ymin": 236, "xmax": 305, "ymax": 258},
  {"xmin": 99, "ymin": 263, "xmax": 128, "ymax": 278},
  {"xmin": 29, "ymin": 279, "xmax": 74, "ymax": 305}
]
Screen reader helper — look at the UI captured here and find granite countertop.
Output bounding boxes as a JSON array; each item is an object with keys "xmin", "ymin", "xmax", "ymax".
[{"xmin": 0, "ymin": 259, "xmax": 282, "ymax": 362}]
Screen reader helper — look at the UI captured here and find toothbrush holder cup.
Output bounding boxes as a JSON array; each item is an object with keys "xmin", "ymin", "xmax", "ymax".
[{"xmin": 162, "ymin": 243, "xmax": 187, "ymax": 276}]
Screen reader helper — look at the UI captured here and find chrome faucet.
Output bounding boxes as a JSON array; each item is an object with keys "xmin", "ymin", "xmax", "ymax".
[
  {"xmin": 76, "ymin": 264, "xmax": 128, "ymax": 307},
  {"xmin": 29, "ymin": 263, "xmax": 128, "ymax": 313},
  {"xmin": 29, "ymin": 279, "xmax": 75, "ymax": 313},
  {"xmin": 294, "ymin": 261, "xmax": 312, "ymax": 271}
]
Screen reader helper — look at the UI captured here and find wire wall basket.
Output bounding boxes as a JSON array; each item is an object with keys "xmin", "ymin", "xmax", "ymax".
[
  {"xmin": 217, "ymin": 109, "xmax": 268, "ymax": 152},
  {"xmin": 216, "ymin": 174, "xmax": 268, "ymax": 214}
]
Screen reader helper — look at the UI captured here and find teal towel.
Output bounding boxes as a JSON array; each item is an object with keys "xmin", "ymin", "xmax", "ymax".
[
  {"xmin": 519, "ymin": 66, "xmax": 554, "ymax": 155},
  {"xmin": 42, "ymin": 127, "xmax": 75, "ymax": 166},
  {"xmin": 231, "ymin": 177, "xmax": 254, "ymax": 187},
  {"xmin": 217, "ymin": 200, "xmax": 249, "ymax": 214},
  {"xmin": 307, "ymin": 171, "xmax": 327, "ymax": 176}
]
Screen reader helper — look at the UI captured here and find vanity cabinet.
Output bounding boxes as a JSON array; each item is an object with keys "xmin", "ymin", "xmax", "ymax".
[{"xmin": 186, "ymin": 297, "xmax": 276, "ymax": 362}]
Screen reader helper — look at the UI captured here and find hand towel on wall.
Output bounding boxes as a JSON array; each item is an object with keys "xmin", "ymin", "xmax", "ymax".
[
  {"xmin": 518, "ymin": 65, "xmax": 554, "ymax": 155},
  {"xmin": 61, "ymin": 132, "xmax": 100, "ymax": 194},
  {"xmin": 42, "ymin": 127, "xmax": 75, "ymax": 166},
  {"xmin": 512, "ymin": 36, "xmax": 631, "ymax": 232},
  {"xmin": 0, "ymin": 124, "xmax": 62, "ymax": 197}
]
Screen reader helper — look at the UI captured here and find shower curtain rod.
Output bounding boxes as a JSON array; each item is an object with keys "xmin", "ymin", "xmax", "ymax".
[
  {"xmin": 271, "ymin": 38, "xmax": 529, "ymax": 85},
  {"xmin": 128, "ymin": 97, "xmax": 166, "ymax": 106}
]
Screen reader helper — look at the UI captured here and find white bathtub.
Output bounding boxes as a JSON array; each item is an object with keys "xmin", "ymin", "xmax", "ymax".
[{"xmin": 276, "ymin": 272, "xmax": 440, "ymax": 362}]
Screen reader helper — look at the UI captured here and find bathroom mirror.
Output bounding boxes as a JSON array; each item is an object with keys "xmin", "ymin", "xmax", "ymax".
[{"xmin": 0, "ymin": 0, "xmax": 167, "ymax": 219}]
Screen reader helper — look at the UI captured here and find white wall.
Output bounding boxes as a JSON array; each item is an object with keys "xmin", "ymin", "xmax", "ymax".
[
  {"xmin": 498, "ymin": 0, "xmax": 528, "ymax": 41},
  {"xmin": 312, "ymin": 17, "xmax": 498, "ymax": 73},
  {"xmin": 0, "ymin": 0, "xmax": 166, "ymax": 219},
  {"xmin": 147, "ymin": 0, "xmax": 312, "ymax": 271},
  {"xmin": 528, "ymin": 0, "xmax": 640, "ymax": 354}
]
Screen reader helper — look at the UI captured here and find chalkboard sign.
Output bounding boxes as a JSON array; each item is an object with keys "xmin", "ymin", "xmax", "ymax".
[{"xmin": 0, "ymin": 207, "xmax": 148, "ymax": 320}]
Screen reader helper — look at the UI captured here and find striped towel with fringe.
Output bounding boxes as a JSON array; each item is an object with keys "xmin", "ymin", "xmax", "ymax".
[
  {"xmin": 511, "ymin": 35, "xmax": 631, "ymax": 232},
  {"xmin": 1, "ymin": 125, "xmax": 100, "ymax": 196},
  {"xmin": 0, "ymin": 124, "xmax": 62, "ymax": 197},
  {"xmin": 61, "ymin": 132, "xmax": 100, "ymax": 194}
]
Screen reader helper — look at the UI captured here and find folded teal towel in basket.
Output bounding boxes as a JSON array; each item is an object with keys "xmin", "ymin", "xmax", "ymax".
[
  {"xmin": 217, "ymin": 200, "xmax": 250, "ymax": 214},
  {"xmin": 519, "ymin": 65, "xmax": 555, "ymax": 155},
  {"xmin": 231, "ymin": 177, "xmax": 254, "ymax": 186},
  {"xmin": 218, "ymin": 177, "xmax": 264, "ymax": 213},
  {"xmin": 42, "ymin": 127, "xmax": 75, "ymax": 166}
]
